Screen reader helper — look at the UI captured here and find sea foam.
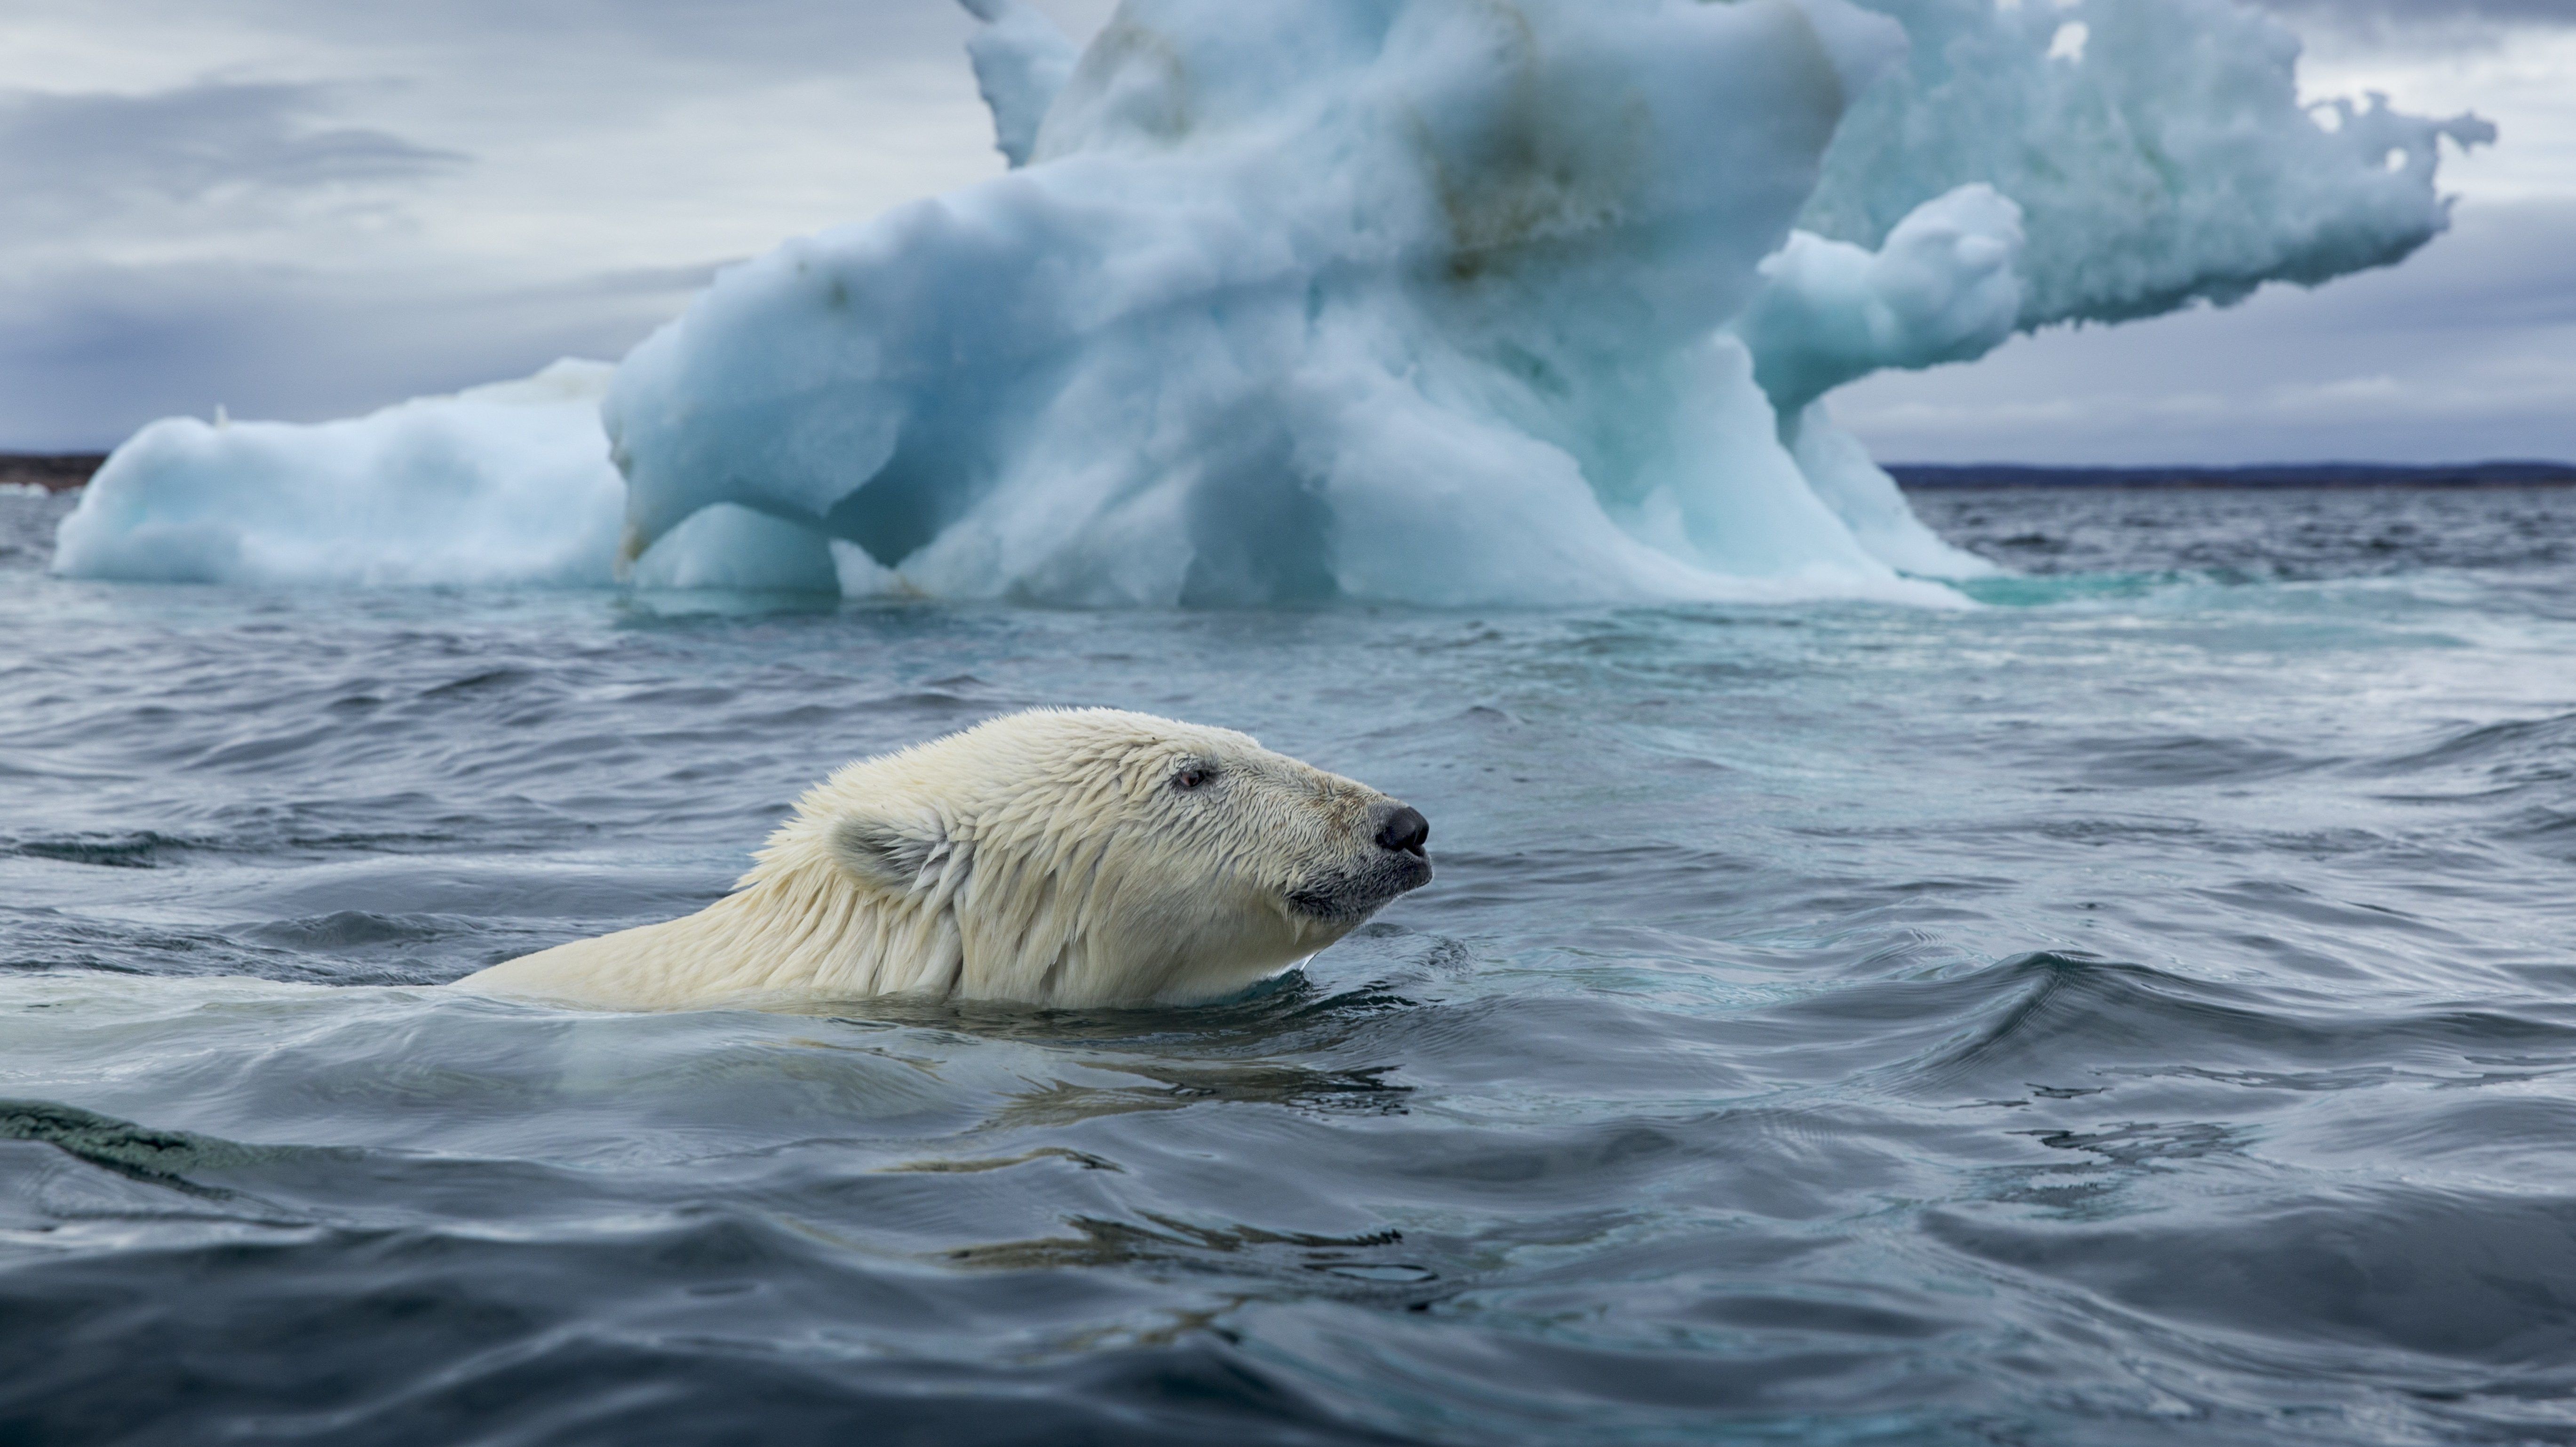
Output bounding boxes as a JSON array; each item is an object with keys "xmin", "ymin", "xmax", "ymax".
[{"xmin": 54, "ymin": 0, "xmax": 2489, "ymax": 603}]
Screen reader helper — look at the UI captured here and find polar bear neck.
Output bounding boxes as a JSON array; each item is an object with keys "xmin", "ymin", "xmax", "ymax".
[
  {"xmin": 645, "ymin": 835, "xmax": 1140, "ymax": 1006},
  {"xmin": 681, "ymin": 847, "xmax": 974, "ymax": 1002}
]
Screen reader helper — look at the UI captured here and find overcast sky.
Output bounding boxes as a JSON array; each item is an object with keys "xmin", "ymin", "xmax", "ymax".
[{"xmin": 2, "ymin": 0, "xmax": 2568, "ymax": 464}]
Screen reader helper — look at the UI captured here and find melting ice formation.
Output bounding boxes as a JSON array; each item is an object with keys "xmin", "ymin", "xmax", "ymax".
[{"xmin": 55, "ymin": 0, "xmax": 2491, "ymax": 604}]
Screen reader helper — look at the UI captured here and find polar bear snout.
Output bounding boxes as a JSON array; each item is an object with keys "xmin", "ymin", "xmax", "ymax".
[
  {"xmin": 1287, "ymin": 799, "xmax": 1432, "ymax": 925},
  {"xmin": 1373, "ymin": 803, "xmax": 1430, "ymax": 857}
]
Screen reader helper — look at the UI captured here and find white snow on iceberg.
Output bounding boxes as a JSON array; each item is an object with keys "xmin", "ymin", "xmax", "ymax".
[
  {"xmin": 50, "ymin": 360, "xmax": 856, "ymax": 593},
  {"xmin": 56, "ymin": 0, "xmax": 2490, "ymax": 604},
  {"xmin": 1803, "ymin": 0, "xmax": 2496, "ymax": 330},
  {"xmin": 54, "ymin": 361, "xmax": 627, "ymax": 589}
]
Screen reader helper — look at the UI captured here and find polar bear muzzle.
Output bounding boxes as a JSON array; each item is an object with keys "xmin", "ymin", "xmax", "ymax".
[{"xmin": 1287, "ymin": 802, "xmax": 1433, "ymax": 923}]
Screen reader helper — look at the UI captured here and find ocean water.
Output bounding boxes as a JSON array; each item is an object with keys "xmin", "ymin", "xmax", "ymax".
[{"xmin": 4, "ymin": 483, "xmax": 2574, "ymax": 1446}]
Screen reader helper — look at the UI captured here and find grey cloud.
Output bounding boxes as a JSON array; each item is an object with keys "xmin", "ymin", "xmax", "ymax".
[
  {"xmin": 44, "ymin": 0, "xmax": 1042, "ymax": 80},
  {"xmin": 0, "ymin": 0, "xmax": 1082, "ymax": 450},
  {"xmin": 2251, "ymin": 0, "xmax": 2576, "ymax": 28},
  {"xmin": 0, "ymin": 82, "xmax": 462, "ymax": 235},
  {"xmin": 563, "ymin": 262, "xmax": 744, "ymax": 299},
  {"xmin": 0, "ymin": 260, "xmax": 680, "ymax": 449},
  {"xmin": 3, "ymin": 0, "xmax": 1121, "ymax": 107},
  {"xmin": 1834, "ymin": 200, "xmax": 2576, "ymax": 465},
  {"xmin": 214, "ymin": 0, "xmax": 964, "ymax": 59}
]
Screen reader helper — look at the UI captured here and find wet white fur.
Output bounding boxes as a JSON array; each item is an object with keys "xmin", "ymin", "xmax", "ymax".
[{"xmin": 453, "ymin": 709, "xmax": 1402, "ymax": 1011}]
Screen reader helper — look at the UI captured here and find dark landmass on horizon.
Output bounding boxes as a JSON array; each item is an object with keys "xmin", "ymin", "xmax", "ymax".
[
  {"xmin": 0, "ymin": 454, "xmax": 104, "ymax": 492},
  {"xmin": 8, "ymin": 454, "xmax": 2573, "ymax": 497},
  {"xmin": 1891, "ymin": 461, "xmax": 2576, "ymax": 489}
]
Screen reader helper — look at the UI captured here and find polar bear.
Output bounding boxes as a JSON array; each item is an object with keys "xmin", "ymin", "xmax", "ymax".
[{"xmin": 454, "ymin": 708, "xmax": 1432, "ymax": 1010}]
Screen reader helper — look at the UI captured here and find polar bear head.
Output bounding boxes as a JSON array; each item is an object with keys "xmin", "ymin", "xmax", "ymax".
[{"xmin": 755, "ymin": 708, "xmax": 1432, "ymax": 1006}]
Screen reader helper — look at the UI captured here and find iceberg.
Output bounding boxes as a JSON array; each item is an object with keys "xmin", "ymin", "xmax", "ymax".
[{"xmin": 55, "ymin": 0, "xmax": 2490, "ymax": 603}]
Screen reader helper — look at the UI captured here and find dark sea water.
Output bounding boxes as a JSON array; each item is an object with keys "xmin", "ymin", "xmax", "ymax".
[{"xmin": 4, "ymin": 483, "xmax": 2575, "ymax": 1446}]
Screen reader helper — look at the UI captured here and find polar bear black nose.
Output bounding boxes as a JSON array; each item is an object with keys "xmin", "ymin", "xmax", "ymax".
[{"xmin": 1375, "ymin": 804, "xmax": 1430, "ymax": 856}]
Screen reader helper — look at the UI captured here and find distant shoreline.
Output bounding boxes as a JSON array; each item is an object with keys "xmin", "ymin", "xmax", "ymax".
[
  {"xmin": 0, "ymin": 454, "xmax": 104, "ymax": 492},
  {"xmin": 7, "ymin": 453, "xmax": 2574, "ymax": 497},
  {"xmin": 1890, "ymin": 461, "xmax": 2576, "ymax": 489}
]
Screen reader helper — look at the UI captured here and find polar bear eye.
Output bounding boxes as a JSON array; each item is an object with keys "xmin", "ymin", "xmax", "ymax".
[{"xmin": 1172, "ymin": 765, "xmax": 1212, "ymax": 791}]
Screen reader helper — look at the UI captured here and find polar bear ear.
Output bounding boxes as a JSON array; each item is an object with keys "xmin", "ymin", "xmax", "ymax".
[{"xmin": 830, "ymin": 812, "xmax": 954, "ymax": 893}]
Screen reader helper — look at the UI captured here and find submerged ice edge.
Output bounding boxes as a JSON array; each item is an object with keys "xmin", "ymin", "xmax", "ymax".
[{"xmin": 51, "ymin": 0, "xmax": 2484, "ymax": 605}]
